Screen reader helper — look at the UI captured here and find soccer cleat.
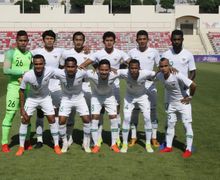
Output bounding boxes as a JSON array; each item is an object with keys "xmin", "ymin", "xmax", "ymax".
[
  {"xmin": 54, "ymin": 145, "xmax": 62, "ymax": 155},
  {"xmin": 160, "ymin": 147, "xmax": 173, "ymax": 153},
  {"xmin": 128, "ymin": 138, "xmax": 137, "ymax": 147},
  {"xmin": 67, "ymin": 136, "xmax": 73, "ymax": 146},
  {"xmin": 120, "ymin": 144, "xmax": 128, "ymax": 153},
  {"xmin": 34, "ymin": 142, "xmax": 43, "ymax": 149},
  {"xmin": 24, "ymin": 140, "xmax": 33, "ymax": 150},
  {"xmin": 16, "ymin": 146, "xmax": 25, "ymax": 156},
  {"xmin": 61, "ymin": 142, "xmax": 69, "ymax": 153},
  {"xmin": 182, "ymin": 150, "xmax": 192, "ymax": 158},
  {"xmin": 151, "ymin": 139, "xmax": 160, "ymax": 147},
  {"xmin": 82, "ymin": 144, "xmax": 91, "ymax": 153},
  {"xmin": 159, "ymin": 142, "xmax": 167, "ymax": 150},
  {"xmin": 97, "ymin": 137, "xmax": 103, "ymax": 147},
  {"xmin": 2, "ymin": 144, "xmax": 10, "ymax": 153},
  {"xmin": 111, "ymin": 144, "xmax": 120, "ymax": 153},
  {"xmin": 92, "ymin": 145, "xmax": 100, "ymax": 154},
  {"xmin": 116, "ymin": 138, "xmax": 121, "ymax": 147},
  {"xmin": 146, "ymin": 144, "xmax": 154, "ymax": 153}
]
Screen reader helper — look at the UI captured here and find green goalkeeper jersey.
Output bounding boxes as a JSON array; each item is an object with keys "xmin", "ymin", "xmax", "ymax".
[{"xmin": 3, "ymin": 48, "xmax": 32, "ymax": 86}]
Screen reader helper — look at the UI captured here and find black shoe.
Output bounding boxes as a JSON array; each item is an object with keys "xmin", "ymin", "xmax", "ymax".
[{"xmin": 34, "ymin": 142, "xmax": 43, "ymax": 149}]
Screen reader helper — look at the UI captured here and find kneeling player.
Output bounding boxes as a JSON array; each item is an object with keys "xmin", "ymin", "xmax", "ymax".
[
  {"xmin": 16, "ymin": 54, "xmax": 61, "ymax": 156},
  {"xmin": 157, "ymin": 58, "xmax": 196, "ymax": 158}
]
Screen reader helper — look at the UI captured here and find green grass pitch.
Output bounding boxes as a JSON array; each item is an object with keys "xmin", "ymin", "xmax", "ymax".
[{"xmin": 0, "ymin": 63, "xmax": 219, "ymax": 180}]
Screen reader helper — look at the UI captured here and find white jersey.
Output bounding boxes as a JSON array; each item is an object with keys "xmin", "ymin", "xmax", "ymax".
[
  {"xmin": 156, "ymin": 72, "xmax": 192, "ymax": 103},
  {"xmin": 162, "ymin": 48, "xmax": 196, "ymax": 77},
  {"xmin": 118, "ymin": 69, "xmax": 155, "ymax": 97},
  {"xmin": 128, "ymin": 47, "xmax": 160, "ymax": 71},
  {"xmin": 54, "ymin": 69, "xmax": 86, "ymax": 99},
  {"xmin": 86, "ymin": 70, "xmax": 119, "ymax": 96},
  {"xmin": 21, "ymin": 67, "xmax": 54, "ymax": 99},
  {"xmin": 31, "ymin": 47, "xmax": 64, "ymax": 92}
]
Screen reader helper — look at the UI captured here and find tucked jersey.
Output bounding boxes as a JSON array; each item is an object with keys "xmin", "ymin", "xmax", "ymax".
[
  {"xmin": 128, "ymin": 47, "xmax": 160, "ymax": 71},
  {"xmin": 162, "ymin": 48, "xmax": 196, "ymax": 77},
  {"xmin": 20, "ymin": 67, "xmax": 54, "ymax": 99},
  {"xmin": 4, "ymin": 48, "xmax": 32, "ymax": 85},
  {"xmin": 156, "ymin": 72, "xmax": 192, "ymax": 103},
  {"xmin": 86, "ymin": 70, "xmax": 119, "ymax": 96},
  {"xmin": 118, "ymin": 69, "xmax": 155, "ymax": 97},
  {"xmin": 54, "ymin": 69, "xmax": 86, "ymax": 99},
  {"xmin": 31, "ymin": 48, "xmax": 64, "ymax": 92}
]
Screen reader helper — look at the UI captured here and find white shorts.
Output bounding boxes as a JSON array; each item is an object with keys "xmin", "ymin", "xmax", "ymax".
[
  {"xmin": 91, "ymin": 94, "xmax": 117, "ymax": 115},
  {"xmin": 167, "ymin": 102, "xmax": 192, "ymax": 123},
  {"xmin": 124, "ymin": 94, "xmax": 151, "ymax": 115},
  {"xmin": 59, "ymin": 96, "xmax": 90, "ymax": 117},
  {"xmin": 50, "ymin": 90, "xmax": 62, "ymax": 108},
  {"xmin": 24, "ymin": 95, "xmax": 55, "ymax": 116}
]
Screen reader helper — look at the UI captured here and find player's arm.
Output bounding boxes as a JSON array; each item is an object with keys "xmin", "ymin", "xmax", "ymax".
[
  {"xmin": 189, "ymin": 70, "xmax": 196, "ymax": 81},
  {"xmin": 79, "ymin": 58, "xmax": 93, "ymax": 69},
  {"xmin": 3, "ymin": 50, "xmax": 25, "ymax": 75},
  {"xmin": 19, "ymin": 88, "xmax": 28, "ymax": 121}
]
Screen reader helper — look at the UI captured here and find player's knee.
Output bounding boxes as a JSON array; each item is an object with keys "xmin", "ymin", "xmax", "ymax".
[
  {"xmin": 81, "ymin": 115, "xmax": 90, "ymax": 123},
  {"xmin": 109, "ymin": 114, "xmax": 117, "ymax": 119},
  {"xmin": 92, "ymin": 114, "xmax": 100, "ymax": 120}
]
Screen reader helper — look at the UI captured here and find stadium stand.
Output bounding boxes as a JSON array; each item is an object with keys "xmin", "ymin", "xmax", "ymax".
[
  {"xmin": 207, "ymin": 32, "xmax": 220, "ymax": 54},
  {"xmin": 0, "ymin": 31, "xmax": 171, "ymax": 53}
]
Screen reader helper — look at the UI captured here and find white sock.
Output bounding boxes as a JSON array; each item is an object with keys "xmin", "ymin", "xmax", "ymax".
[
  {"xmin": 130, "ymin": 108, "xmax": 139, "ymax": 139},
  {"xmin": 110, "ymin": 118, "xmax": 118, "ymax": 146},
  {"xmin": 83, "ymin": 123, "xmax": 91, "ymax": 146},
  {"xmin": 98, "ymin": 114, "xmax": 104, "ymax": 140},
  {"xmin": 36, "ymin": 117, "xmax": 44, "ymax": 142},
  {"xmin": 19, "ymin": 123, "xmax": 28, "ymax": 147},
  {"xmin": 143, "ymin": 115, "xmax": 152, "ymax": 145},
  {"xmin": 152, "ymin": 128, "xmax": 157, "ymax": 139},
  {"xmin": 50, "ymin": 122, "xmax": 59, "ymax": 146},
  {"xmin": 91, "ymin": 120, "xmax": 99, "ymax": 146},
  {"xmin": 59, "ymin": 124, "xmax": 67, "ymax": 144},
  {"xmin": 184, "ymin": 122, "xmax": 193, "ymax": 151},
  {"xmin": 130, "ymin": 124, "xmax": 137, "ymax": 139},
  {"xmin": 122, "ymin": 118, "xmax": 130, "ymax": 145},
  {"xmin": 166, "ymin": 121, "xmax": 175, "ymax": 148}
]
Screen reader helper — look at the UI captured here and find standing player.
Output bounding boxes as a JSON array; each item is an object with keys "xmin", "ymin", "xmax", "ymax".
[
  {"xmin": 16, "ymin": 54, "xmax": 61, "ymax": 156},
  {"xmin": 54, "ymin": 57, "xmax": 91, "ymax": 153},
  {"xmin": 161, "ymin": 29, "xmax": 196, "ymax": 149},
  {"xmin": 157, "ymin": 58, "xmax": 196, "ymax": 158},
  {"xmin": 31, "ymin": 30, "xmax": 64, "ymax": 149},
  {"xmin": 128, "ymin": 30, "xmax": 160, "ymax": 148},
  {"xmin": 1, "ymin": 30, "xmax": 32, "ymax": 153},
  {"xmin": 61, "ymin": 31, "xmax": 92, "ymax": 146},
  {"xmin": 87, "ymin": 59, "xmax": 120, "ymax": 153},
  {"xmin": 119, "ymin": 59, "xmax": 156, "ymax": 153},
  {"xmin": 80, "ymin": 31, "xmax": 130, "ymax": 146}
]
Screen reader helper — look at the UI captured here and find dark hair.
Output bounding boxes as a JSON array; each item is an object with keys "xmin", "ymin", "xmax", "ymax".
[
  {"xmin": 136, "ymin": 30, "xmax": 148, "ymax": 39},
  {"xmin": 103, "ymin": 31, "xmax": 116, "ymax": 41},
  {"xmin": 16, "ymin": 30, "xmax": 28, "ymax": 39},
  {"xmin": 98, "ymin": 59, "xmax": 111, "ymax": 68},
  {"xmin": 42, "ymin": 30, "xmax": 56, "ymax": 40},
  {"xmin": 159, "ymin": 57, "xmax": 169, "ymax": 64},
  {"xmin": 73, "ymin": 31, "xmax": 85, "ymax": 41},
  {"xmin": 33, "ymin": 54, "xmax": 45, "ymax": 63},
  {"xmin": 65, "ymin": 57, "xmax": 77, "ymax": 66},
  {"xmin": 171, "ymin": 29, "xmax": 183, "ymax": 38},
  {"xmin": 129, "ymin": 59, "xmax": 140, "ymax": 67}
]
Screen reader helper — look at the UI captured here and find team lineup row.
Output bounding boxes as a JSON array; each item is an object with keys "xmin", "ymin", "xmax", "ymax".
[{"xmin": 2, "ymin": 29, "xmax": 196, "ymax": 158}]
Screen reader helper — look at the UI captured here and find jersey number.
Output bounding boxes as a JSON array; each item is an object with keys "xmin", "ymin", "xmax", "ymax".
[
  {"xmin": 8, "ymin": 100, "xmax": 16, "ymax": 108},
  {"xmin": 16, "ymin": 60, "xmax": 23, "ymax": 67}
]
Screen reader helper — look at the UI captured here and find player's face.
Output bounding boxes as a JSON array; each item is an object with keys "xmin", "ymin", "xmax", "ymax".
[
  {"xmin": 103, "ymin": 37, "xmax": 115, "ymax": 49},
  {"xmin": 43, "ymin": 36, "xmax": 55, "ymax": 49},
  {"xmin": 136, "ymin": 35, "xmax": 148, "ymax": 49},
  {"xmin": 34, "ymin": 58, "xmax": 45, "ymax": 76},
  {"xmin": 65, "ymin": 61, "xmax": 77, "ymax": 76},
  {"xmin": 98, "ymin": 64, "xmax": 110, "ymax": 80},
  {"xmin": 16, "ymin": 35, "xmax": 29, "ymax": 52},
  {"xmin": 159, "ymin": 59, "xmax": 170, "ymax": 75},
  {"xmin": 171, "ymin": 34, "xmax": 183, "ymax": 52},
  {"xmin": 129, "ymin": 63, "xmax": 140, "ymax": 79},
  {"xmin": 73, "ymin": 35, "xmax": 85, "ymax": 49}
]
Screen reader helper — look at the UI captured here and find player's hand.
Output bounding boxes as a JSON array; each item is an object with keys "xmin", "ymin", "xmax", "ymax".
[
  {"xmin": 180, "ymin": 96, "xmax": 192, "ymax": 104},
  {"xmin": 18, "ymin": 77, "xmax": 23, "ymax": 84},
  {"xmin": 20, "ymin": 108, "xmax": 29, "ymax": 122},
  {"xmin": 170, "ymin": 67, "xmax": 178, "ymax": 74},
  {"xmin": 83, "ymin": 46, "xmax": 91, "ymax": 55},
  {"xmin": 78, "ymin": 65, "xmax": 86, "ymax": 70}
]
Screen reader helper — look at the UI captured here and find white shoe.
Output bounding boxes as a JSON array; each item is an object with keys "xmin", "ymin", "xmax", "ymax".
[
  {"xmin": 61, "ymin": 142, "xmax": 69, "ymax": 153},
  {"xmin": 146, "ymin": 144, "xmax": 154, "ymax": 153},
  {"xmin": 120, "ymin": 144, "xmax": 128, "ymax": 153},
  {"xmin": 67, "ymin": 136, "xmax": 73, "ymax": 147},
  {"xmin": 82, "ymin": 144, "xmax": 91, "ymax": 153}
]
